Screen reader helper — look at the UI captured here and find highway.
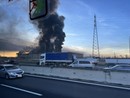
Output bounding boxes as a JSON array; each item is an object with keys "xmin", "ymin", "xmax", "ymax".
[{"xmin": 0, "ymin": 75, "xmax": 130, "ymax": 98}]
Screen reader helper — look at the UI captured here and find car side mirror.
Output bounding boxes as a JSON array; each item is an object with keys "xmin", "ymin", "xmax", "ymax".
[{"xmin": 29, "ymin": 0, "xmax": 48, "ymax": 20}]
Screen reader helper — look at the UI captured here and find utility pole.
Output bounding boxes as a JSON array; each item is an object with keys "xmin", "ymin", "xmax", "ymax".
[{"xmin": 92, "ymin": 15, "xmax": 100, "ymax": 58}]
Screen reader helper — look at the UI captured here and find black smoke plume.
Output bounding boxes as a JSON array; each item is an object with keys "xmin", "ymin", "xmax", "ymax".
[
  {"xmin": 31, "ymin": 0, "xmax": 66, "ymax": 53},
  {"xmin": 0, "ymin": 4, "xmax": 23, "ymax": 51}
]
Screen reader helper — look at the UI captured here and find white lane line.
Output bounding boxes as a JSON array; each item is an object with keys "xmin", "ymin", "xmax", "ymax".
[
  {"xmin": 0, "ymin": 84, "xmax": 42, "ymax": 96},
  {"xmin": 26, "ymin": 74, "xmax": 130, "ymax": 91}
]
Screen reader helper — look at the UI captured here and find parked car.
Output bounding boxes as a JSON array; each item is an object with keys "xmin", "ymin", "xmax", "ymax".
[
  {"xmin": 104, "ymin": 64, "xmax": 130, "ymax": 71},
  {"xmin": 0, "ymin": 64, "xmax": 24, "ymax": 79}
]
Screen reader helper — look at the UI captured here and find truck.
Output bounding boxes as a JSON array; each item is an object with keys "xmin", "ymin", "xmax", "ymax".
[
  {"xmin": 39, "ymin": 52, "xmax": 76, "ymax": 66},
  {"xmin": 68, "ymin": 58, "xmax": 95, "ymax": 68}
]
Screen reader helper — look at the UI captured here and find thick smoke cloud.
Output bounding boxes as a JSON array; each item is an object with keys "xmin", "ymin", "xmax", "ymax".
[
  {"xmin": 49, "ymin": 0, "xmax": 59, "ymax": 13},
  {"xmin": 0, "ymin": 39, "xmax": 23, "ymax": 51},
  {"xmin": 0, "ymin": 6, "xmax": 7, "ymax": 22},
  {"xmin": 31, "ymin": 0, "xmax": 66, "ymax": 53},
  {"xmin": 0, "ymin": 0, "xmax": 31, "ymax": 51}
]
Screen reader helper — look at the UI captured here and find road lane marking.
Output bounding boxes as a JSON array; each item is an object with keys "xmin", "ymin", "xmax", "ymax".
[
  {"xmin": 25, "ymin": 74, "xmax": 130, "ymax": 91},
  {"xmin": 0, "ymin": 84, "xmax": 42, "ymax": 96}
]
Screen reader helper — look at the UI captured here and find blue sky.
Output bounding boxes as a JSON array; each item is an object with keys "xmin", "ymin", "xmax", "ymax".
[
  {"xmin": 0, "ymin": 0, "xmax": 130, "ymax": 57},
  {"xmin": 57, "ymin": 0, "xmax": 130, "ymax": 57}
]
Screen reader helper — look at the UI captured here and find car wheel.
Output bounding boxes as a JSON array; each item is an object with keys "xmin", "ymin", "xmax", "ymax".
[{"xmin": 5, "ymin": 74, "xmax": 10, "ymax": 79}]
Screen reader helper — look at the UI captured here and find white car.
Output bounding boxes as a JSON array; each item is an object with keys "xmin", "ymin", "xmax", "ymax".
[
  {"xmin": 69, "ymin": 59, "xmax": 95, "ymax": 68},
  {"xmin": 0, "ymin": 64, "xmax": 24, "ymax": 79},
  {"xmin": 104, "ymin": 64, "xmax": 130, "ymax": 71}
]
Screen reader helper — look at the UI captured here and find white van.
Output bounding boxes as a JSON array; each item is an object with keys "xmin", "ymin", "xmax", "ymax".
[{"xmin": 69, "ymin": 59, "xmax": 95, "ymax": 68}]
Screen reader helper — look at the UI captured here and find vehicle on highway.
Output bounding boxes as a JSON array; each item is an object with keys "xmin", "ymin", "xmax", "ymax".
[
  {"xmin": 39, "ymin": 52, "xmax": 78, "ymax": 66},
  {"xmin": 104, "ymin": 64, "xmax": 130, "ymax": 71},
  {"xmin": 69, "ymin": 59, "xmax": 95, "ymax": 68},
  {"xmin": 0, "ymin": 64, "xmax": 24, "ymax": 79}
]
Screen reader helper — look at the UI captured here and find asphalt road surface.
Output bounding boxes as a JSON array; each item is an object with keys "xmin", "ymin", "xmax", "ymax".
[{"xmin": 0, "ymin": 75, "xmax": 130, "ymax": 98}]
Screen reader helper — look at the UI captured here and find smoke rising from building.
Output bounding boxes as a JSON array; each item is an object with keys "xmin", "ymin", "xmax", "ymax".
[
  {"xmin": 31, "ymin": 0, "xmax": 66, "ymax": 53},
  {"xmin": 0, "ymin": 5, "xmax": 23, "ymax": 51},
  {"xmin": 0, "ymin": 0, "xmax": 33, "ymax": 52}
]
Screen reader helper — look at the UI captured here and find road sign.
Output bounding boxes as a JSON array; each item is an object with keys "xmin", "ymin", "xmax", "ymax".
[{"xmin": 29, "ymin": 0, "xmax": 48, "ymax": 20}]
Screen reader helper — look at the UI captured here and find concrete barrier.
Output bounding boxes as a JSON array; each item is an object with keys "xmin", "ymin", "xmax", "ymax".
[{"xmin": 20, "ymin": 66, "xmax": 130, "ymax": 86}]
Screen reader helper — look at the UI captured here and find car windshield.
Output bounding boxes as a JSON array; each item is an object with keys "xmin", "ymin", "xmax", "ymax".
[
  {"xmin": 5, "ymin": 66, "xmax": 18, "ymax": 70},
  {"xmin": 0, "ymin": 0, "xmax": 130, "ymax": 98}
]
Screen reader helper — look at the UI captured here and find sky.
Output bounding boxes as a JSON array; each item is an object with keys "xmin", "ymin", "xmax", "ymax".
[
  {"xmin": 58, "ymin": 0, "xmax": 130, "ymax": 57},
  {"xmin": 0, "ymin": 0, "xmax": 130, "ymax": 57}
]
